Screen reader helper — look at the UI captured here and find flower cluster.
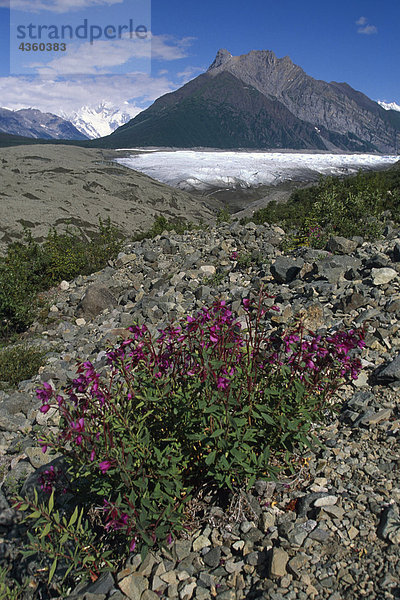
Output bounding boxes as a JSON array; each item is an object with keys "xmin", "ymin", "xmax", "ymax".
[{"xmin": 34, "ymin": 290, "xmax": 366, "ymax": 559}]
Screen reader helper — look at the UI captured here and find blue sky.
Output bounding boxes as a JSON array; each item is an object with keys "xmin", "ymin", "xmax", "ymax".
[{"xmin": 0, "ymin": 0, "xmax": 398, "ymax": 118}]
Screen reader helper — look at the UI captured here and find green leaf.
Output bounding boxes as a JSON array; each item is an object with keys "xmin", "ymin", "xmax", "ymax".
[
  {"xmin": 205, "ymin": 450, "xmax": 216, "ymax": 466},
  {"xmin": 48, "ymin": 490, "xmax": 55, "ymax": 514},
  {"xmin": 59, "ymin": 532, "xmax": 69, "ymax": 546},
  {"xmin": 27, "ymin": 511, "xmax": 41, "ymax": 519},
  {"xmin": 40, "ymin": 522, "xmax": 51, "ymax": 539},
  {"xmin": 68, "ymin": 506, "xmax": 79, "ymax": 528},
  {"xmin": 48, "ymin": 557, "xmax": 57, "ymax": 583}
]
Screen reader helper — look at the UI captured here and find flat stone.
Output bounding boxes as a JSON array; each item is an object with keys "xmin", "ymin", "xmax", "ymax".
[
  {"xmin": 118, "ymin": 573, "xmax": 148, "ymax": 600},
  {"xmin": 371, "ymin": 268, "xmax": 397, "ymax": 285},
  {"xmin": 138, "ymin": 552, "xmax": 157, "ymax": 577},
  {"xmin": 224, "ymin": 559, "xmax": 244, "ymax": 573},
  {"xmin": 313, "ymin": 495, "xmax": 338, "ymax": 507},
  {"xmin": 362, "ymin": 408, "xmax": 392, "ymax": 425},
  {"xmin": 179, "ymin": 580, "xmax": 196, "ymax": 600},
  {"xmin": 192, "ymin": 535, "xmax": 211, "ymax": 552},
  {"xmin": 269, "ymin": 548, "xmax": 289, "ymax": 578},
  {"xmin": 200, "ymin": 265, "xmax": 216, "ymax": 276},
  {"xmin": 308, "ymin": 528, "xmax": 330, "ymax": 542},
  {"xmin": 174, "ymin": 539, "xmax": 193, "ymax": 562},
  {"xmin": 142, "ymin": 591, "xmax": 160, "ymax": 600},
  {"xmin": 203, "ymin": 547, "xmax": 221, "ymax": 568},
  {"xmin": 287, "ymin": 554, "xmax": 309, "ymax": 578}
]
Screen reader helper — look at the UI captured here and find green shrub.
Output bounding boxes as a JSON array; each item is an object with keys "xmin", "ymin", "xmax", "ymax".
[
  {"xmin": 133, "ymin": 215, "xmax": 201, "ymax": 241},
  {"xmin": 246, "ymin": 168, "xmax": 400, "ymax": 249},
  {"xmin": 14, "ymin": 291, "xmax": 365, "ymax": 593},
  {"xmin": 0, "ymin": 219, "xmax": 123, "ymax": 339},
  {"xmin": 0, "ymin": 565, "xmax": 28, "ymax": 600},
  {"xmin": 0, "ymin": 344, "xmax": 46, "ymax": 388}
]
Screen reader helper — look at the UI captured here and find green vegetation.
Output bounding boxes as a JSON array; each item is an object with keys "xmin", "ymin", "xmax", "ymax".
[
  {"xmin": 244, "ymin": 168, "xmax": 400, "ymax": 250},
  {"xmin": 132, "ymin": 215, "xmax": 202, "ymax": 241},
  {"xmin": 0, "ymin": 344, "xmax": 46, "ymax": 389},
  {"xmin": 14, "ymin": 292, "xmax": 365, "ymax": 595},
  {"xmin": 0, "ymin": 565, "xmax": 28, "ymax": 600},
  {"xmin": 0, "ymin": 218, "xmax": 123, "ymax": 339}
]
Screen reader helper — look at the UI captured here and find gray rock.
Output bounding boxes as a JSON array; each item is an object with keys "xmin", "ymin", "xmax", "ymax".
[
  {"xmin": 118, "ymin": 573, "xmax": 149, "ymax": 600},
  {"xmin": 375, "ymin": 354, "xmax": 400, "ymax": 383},
  {"xmin": 269, "ymin": 548, "xmax": 289, "ymax": 578},
  {"xmin": 270, "ymin": 257, "xmax": 304, "ymax": 283},
  {"xmin": 371, "ymin": 268, "xmax": 398, "ymax": 286},
  {"xmin": 378, "ymin": 505, "xmax": 400, "ymax": 543},
  {"xmin": 79, "ymin": 285, "xmax": 118, "ymax": 318},
  {"xmin": 203, "ymin": 547, "xmax": 221, "ymax": 568},
  {"xmin": 325, "ymin": 236, "xmax": 358, "ymax": 254}
]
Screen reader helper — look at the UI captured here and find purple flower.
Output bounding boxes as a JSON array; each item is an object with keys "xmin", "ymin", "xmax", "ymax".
[
  {"xmin": 242, "ymin": 298, "xmax": 251, "ymax": 311},
  {"xmin": 99, "ymin": 461, "xmax": 112, "ymax": 474},
  {"xmin": 129, "ymin": 539, "xmax": 136, "ymax": 552},
  {"xmin": 217, "ymin": 376, "xmax": 229, "ymax": 390},
  {"xmin": 40, "ymin": 404, "xmax": 51, "ymax": 414}
]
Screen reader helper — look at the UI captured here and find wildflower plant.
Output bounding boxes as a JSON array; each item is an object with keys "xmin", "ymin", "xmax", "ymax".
[{"xmin": 14, "ymin": 290, "xmax": 365, "ymax": 589}]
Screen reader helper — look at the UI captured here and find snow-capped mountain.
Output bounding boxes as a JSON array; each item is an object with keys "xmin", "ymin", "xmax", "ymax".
[
  {"xmin": 60, "ymin": 102, "xmax": 140, "ymax": 139},
  {"xmin": 378, "ymin": 101, "xmax": 400, "ymax": 112},
  {"xmin": 0, "ymin": 107, "xmax": 88, "ymax": 140}
]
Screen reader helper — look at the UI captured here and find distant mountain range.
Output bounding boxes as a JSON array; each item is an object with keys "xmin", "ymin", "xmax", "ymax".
[
  {"xmin": 0, "ymin": 103, "xmax": 134, "ymax": 141},
  {"xmin": 0, "ymin": 50, "xmax": 399, "ymax": 152},
  {"xmin": 0, "ymin": 107, "xmax": 88, "ymax": 140},
  {"xmin": 59, "ymin": 102, "xmax": 136, "ymax": 139},
  {"xmin": 91, "ymin": 49, "xmax": 400, "ymax": 153}
]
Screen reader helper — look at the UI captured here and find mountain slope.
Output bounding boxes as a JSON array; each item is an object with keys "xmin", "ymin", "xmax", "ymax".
[
  {"xmin": 0, "ymin": 107, "xmax": 89, "ymax": 140},
  {"xmin": 207, "ymin": 50, "xmax": 400, "ymax": 153},
  {"xmin": 91, "ymin": 71, "xmax": 375, "ymax": 152},
  {"xmin": 92, "ymin": 49, "xmax": 399, "ymax": 152}
]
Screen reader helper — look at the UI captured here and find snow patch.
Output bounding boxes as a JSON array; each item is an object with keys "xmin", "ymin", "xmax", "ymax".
[
  {"xmin": 378, "ymin": 100, "xmax": 400, "ymax": 112},
  {"xmin": 60, "ymin": 102, "xmax": 138, "ymax": 139}
]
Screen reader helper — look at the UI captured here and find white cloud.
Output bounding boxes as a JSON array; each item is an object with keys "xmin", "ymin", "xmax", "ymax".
[
  {"xmin": 30, "ymin": 38, "xmax": 149, "ymax": 76},
  {"xmin": 151, "ymin": 35, "xmax": 196, "ymax": 61},
  {"xmin": 358, "ymin": 24, "xmax": 377, "ymax": 35},
  {"xmin": 177, "ymin": 65, "xmax": 204, "ymax": 82},
  {"xmin": 21, "ymin": 33, "xmax": 192, "ymax": 77},
  {"xmin": 356, "ymin": 16, "xmax": 377, "ymax": 34},
  {"xmin": 0, "ymin": 73, "xmax": 177, "ymax": 116},
  {"xmin": 10, "ymin": 0, "xmax": 123, "ymax": 13}
]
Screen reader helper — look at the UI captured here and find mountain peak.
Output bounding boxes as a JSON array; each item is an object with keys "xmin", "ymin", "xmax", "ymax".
[{"xmin": 208, "ymin": 48, "xmax": 232, "ymax": 70}]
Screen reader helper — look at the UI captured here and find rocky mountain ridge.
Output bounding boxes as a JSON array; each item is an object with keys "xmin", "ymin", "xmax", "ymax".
[
  {"xmin": 94, "ymin": 49, "xmax": 400, "ymax": 153},
  {"xmin": 0, "ymin": 107, "xmax": 88, "ymax": 141},
  {"xmin": 0, "ymin": 219, "xmax": 400, "ymax": 599}
]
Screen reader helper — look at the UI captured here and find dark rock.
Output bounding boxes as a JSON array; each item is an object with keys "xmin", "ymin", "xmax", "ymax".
[
  {"xmin": 337, "ymin": 292, "xmax": 367, "ymax": 312},
  {"xmin": 203, "ymin": 547, "xmax": 221, "ymax": 568},
  {"xmin": 325, "ymin": 236, "xmax": 358, "ymax": 254},
  {"xmin": 374, "ymin": 354, "xmax": 400, "ymax": 383},
  {"xmin": 270, "ymin": 257, "xmax": 304, "ymax": 283},
  {"xmin": 393, "ymin": 242, "xmax": 400, "ymax": 262},
  {"xmin": 79, "ymin": 285, "xmax": 118, "ymax": 318}
]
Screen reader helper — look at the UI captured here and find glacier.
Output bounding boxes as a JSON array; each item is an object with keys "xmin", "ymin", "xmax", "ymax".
[{"xmin": 115, "ymin": 150, "xmax": 399, "ymax": 191}]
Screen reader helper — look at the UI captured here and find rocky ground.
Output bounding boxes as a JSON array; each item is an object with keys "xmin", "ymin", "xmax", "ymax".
[
  {"xmin": 0, "ymin": 145, "xmax": 214, "ymax": 254},
  {"xmin": 0, "ymin": 219, "xmax": 400, "ymax": 600}
]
